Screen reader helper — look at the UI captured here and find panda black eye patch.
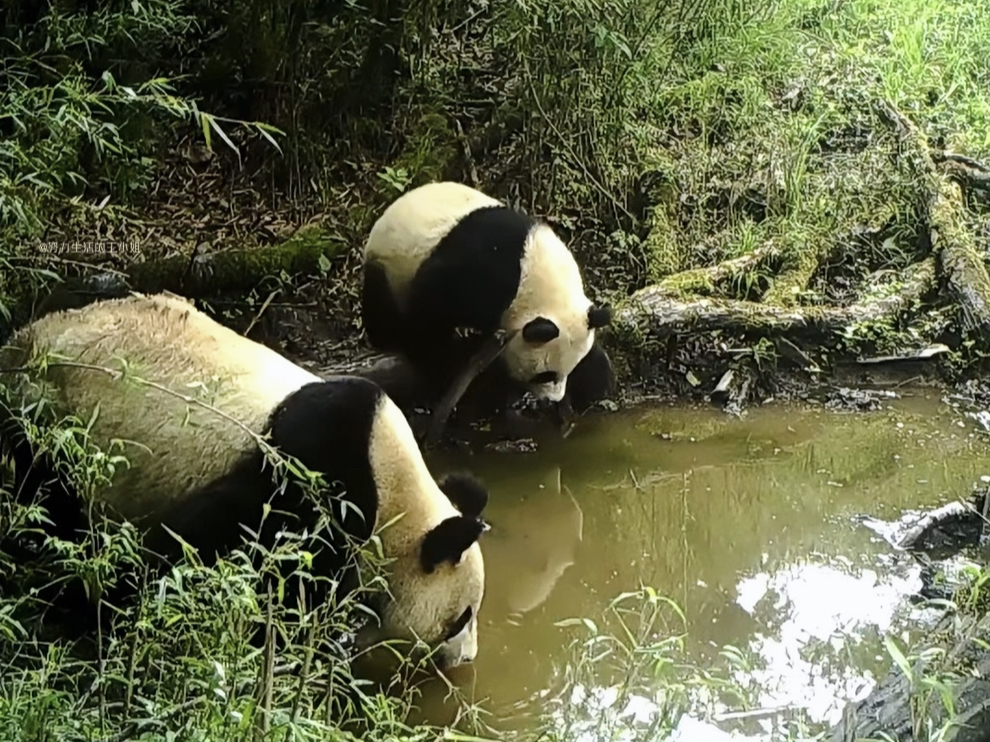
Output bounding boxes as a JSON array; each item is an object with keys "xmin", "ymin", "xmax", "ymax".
[
  {"xmin": 445, "ymin": 606, "xmax": 473, "ymax": 641},
  {"xmin": 529, "ymin": 371, "xmax": 558, "ymax": 385},
  {"xmin": 522, "ymin": 317, "xmax": 560, "ymax": 344}
]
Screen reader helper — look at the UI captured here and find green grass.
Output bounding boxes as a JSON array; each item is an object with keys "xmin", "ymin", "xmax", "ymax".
[
  {"xmin": 603, "ymin": 0, "xmax": 989, "ymax": 292},
  {"xmin": 829, "ymin": 0, "xmax": 990, "ymax": 152}
]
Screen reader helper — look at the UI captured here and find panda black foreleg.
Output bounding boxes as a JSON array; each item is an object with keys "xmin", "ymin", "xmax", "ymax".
[
  {"xmin": 361, "ymin": 262, "xmax": 408, "ymax": 353},
  {"xmin": 557, "ymin": 341, "xmax": 616, "ymax": 424},
  {"xmin": 149, "ymin": 461, "xmax": 360, "ymax": 654},
  {"xmin": 0, "ymin": 417, "xmax": 88, "ymax": 548},
  {"xmin": 0, "ymin": 417, "xmax": 151, "ymax": 639},
  {"xmin": 351, "ymin": 355, "xmax": 433, "ymax": 412},
  {"xmin": 421, "ymin": 328, "xmax": 518, "ymax": 448}
]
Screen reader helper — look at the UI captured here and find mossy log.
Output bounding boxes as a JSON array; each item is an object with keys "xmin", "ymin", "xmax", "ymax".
[
  {"xmin": 14, "ymin": 225, "xmax": 349, "ymax": 330},
  {"xmin": 875, "ymin": 99, "xmax": 990, "ymax": 336},
  {"xmin": 760, "ymin": 242, "xmax": 822, "ymax": 306},
  {"xmin": 613, "ymin": 257, "xmax": 934, "ymax": 343},
  {"xmin": 652, "ymin": 241, "xmax": 781, "ymax": 297},
  {"xmin": 934, "ymin": 177, "xmax": 990, "ymax": 333},
  {"xmin": 127, "ymin": 225, "xmax": 347, "ymax": 298},
  {"xmin": 618, "ymin": 102, "xmax": 990, "ymax": 358},
  {"xmin": 753, "ymin": 171, "xmax": 847, "ymax": 307},
  {"xmin": 642, "ymin": 203, "xmax": 686, "ymax": 281}
]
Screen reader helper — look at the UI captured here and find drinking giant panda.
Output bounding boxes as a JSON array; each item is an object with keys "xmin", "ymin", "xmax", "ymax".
[
  {"xmin": 0, "ymin": 292, "xmax": 489, "ymax": 668},
  {"xmin": 361, "ymin": 181, "xmax": 616, "ymax": 442}
]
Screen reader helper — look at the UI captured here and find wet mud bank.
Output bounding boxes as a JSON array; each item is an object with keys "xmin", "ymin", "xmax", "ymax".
[{"xmin": 238, "ymin": 291, "xmax": 990, "ymax": 444}]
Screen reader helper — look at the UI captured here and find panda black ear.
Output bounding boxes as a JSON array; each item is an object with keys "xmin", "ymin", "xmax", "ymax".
[
  {"xmin": 421, "ymin": 516, "xmax": 486, "ymax": 574},
  {"xmin": 437, "ymin": 472, "xmax": 489, "ymax": 518},
  {"xmin": 587, "ymin": 305, "xmax": 612, "ymax": 329},
  {"xmin": 522, "ymin": 317, "xmax": 560, "ymax": 344}
]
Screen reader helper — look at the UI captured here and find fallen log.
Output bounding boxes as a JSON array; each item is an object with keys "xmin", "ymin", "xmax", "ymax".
[
  {"xmin": 897, "ymin": 487, "xmax": 989, "ymax": 560},
  {"xmin": 875, "ymin": 99, "xmax": 990, "ymax": 336},
  {"xmin": 651, "ymin": 241, "xmax": 782, "ymax": 298},
  {"xmin": 127, "ymin": 225, "xmax": 346, "ymax": 298},
  {"xmin": 934, "ymin": 177, "xmax": 990, "ymax": 334},
  {"xmin": 6, "ymin": 224, "xmax": 347, "ymax": 334},
  {"xmin": 613, "ymin": 257, "xmax": 935, "ymax": 343}
]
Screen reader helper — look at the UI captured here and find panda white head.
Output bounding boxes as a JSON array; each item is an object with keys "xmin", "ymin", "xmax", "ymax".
[
  {"xmin": 502, "ymin": 224, "xmax": 613, "ymax": 402},
  {"xmin": 377, "ymin": 484, "xmax": 487, "ymax": 668},
  {"xmin": 362, "ymin": 397, "xmax": 490, "ymax": 669}
]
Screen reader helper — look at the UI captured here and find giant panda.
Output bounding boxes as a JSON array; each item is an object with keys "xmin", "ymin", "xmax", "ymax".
[
  {"xmin": 360, "ymin": 181, "xmax": 616, "ymax": 438},
  {"xmin": 0, "ymin": 292, "xmax": 490, "ymax": 668}
]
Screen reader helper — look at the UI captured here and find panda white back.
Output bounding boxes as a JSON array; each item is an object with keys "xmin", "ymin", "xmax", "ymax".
[
  {"xmin": 364, "ymin": 181, "xmax": 500, "ymax": 307},
  {"xmin": 2, "ymin": 292, "xmax": 317, "ymax": 520},
  {"xmin": 361, "ymin": 181, "xmax": 613, "ymax": 406}
]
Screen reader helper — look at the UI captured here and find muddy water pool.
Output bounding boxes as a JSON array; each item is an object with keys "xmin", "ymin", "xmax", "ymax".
[{"xmin": 414, "ymin": 389, "xmax": 990, "ymax": 740}]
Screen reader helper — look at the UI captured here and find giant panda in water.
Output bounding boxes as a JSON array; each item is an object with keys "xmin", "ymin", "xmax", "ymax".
[
  {"xmin": 361, "ymin": 181, "xmax": 616, "ymax": 442},
  {"xmin": 0, "ymin": 292, "xmax": 490, "ymax": 669}
]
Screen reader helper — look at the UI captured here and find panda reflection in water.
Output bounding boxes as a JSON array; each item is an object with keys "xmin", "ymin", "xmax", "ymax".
[
  {"xmin": 484, "ymin": 465, "xmax": 584, "ymax": 620},
  {"xmin": 361, "ymin": 181, "xmax": 616, "ymax": 443},
  {"xmin": 0, "ymin": 292, "xmax": 489, "ymax": 669}
]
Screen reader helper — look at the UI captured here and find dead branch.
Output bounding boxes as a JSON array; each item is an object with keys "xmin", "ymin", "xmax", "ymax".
[
  {"xmin": 934, "ymin": 149, "xmax": 990, "ymax": 173},
  {"xmin": 615, "ymin": 257, "xmax": 934, "ymax": 341},
  {"xmin": 897, "ymin": 486, "xmax": 988, "ymax": 558},
  {"xmin": 940, "ymin": 159, "xmax": 990, "ymax": 189}
]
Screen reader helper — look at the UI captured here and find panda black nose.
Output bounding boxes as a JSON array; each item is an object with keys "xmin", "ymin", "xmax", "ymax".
[{"xmin": 529, "ymin": 371, "xmax": 558, "ymax": 385}]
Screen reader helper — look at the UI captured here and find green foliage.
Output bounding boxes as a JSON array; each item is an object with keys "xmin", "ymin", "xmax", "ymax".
[
  {"xmin": 0, "ymin": 0, "xmax": 284, "ymax": 334},
  {"xmin": 0, "ymin": 0, "xmax": 195, "ymax": 241},
  {"xmin": 0, "ymin": 70, "xmax": 179, "ymax": 238}
]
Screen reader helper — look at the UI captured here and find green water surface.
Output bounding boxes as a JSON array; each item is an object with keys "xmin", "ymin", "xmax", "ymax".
[{"xmin": 412, "ymin": 389, "xmax": 990, "ymax": 739}]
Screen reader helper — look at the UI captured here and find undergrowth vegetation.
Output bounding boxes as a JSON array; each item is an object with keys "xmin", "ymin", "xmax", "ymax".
[{"xmin": 2, "ymin": 0, "xmax": 990, "ymax": 739}]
